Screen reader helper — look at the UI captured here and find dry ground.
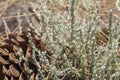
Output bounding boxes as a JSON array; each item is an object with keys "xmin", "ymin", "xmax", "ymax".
[{"xmin": 0, "ymin": 0, "xmax": 120, "ymax": 34}]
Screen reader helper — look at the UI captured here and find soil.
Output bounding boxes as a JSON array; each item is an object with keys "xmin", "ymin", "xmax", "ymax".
[{"xmin": 0, "ymin": 0, "xmax": 38, "ymax": 35}]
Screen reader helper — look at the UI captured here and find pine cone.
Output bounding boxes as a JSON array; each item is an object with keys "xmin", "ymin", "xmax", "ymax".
[
  {"xmin": 96, "ymin": 27, "xmax": 110, "ymax": 46},
  {"xmin": 0, "ymin": 28, "xmax": 51, "ymax": 80}
]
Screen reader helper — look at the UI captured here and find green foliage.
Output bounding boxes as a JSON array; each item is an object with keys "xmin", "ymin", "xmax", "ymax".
[{"xmin": 25, "ymin": 0, "xmax": 120, "ymax": 79}]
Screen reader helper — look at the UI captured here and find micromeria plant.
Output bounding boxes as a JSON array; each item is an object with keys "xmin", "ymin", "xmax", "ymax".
[{"xmin": 24, "ymin": 0, "xmax": 120, "ymax": 80}]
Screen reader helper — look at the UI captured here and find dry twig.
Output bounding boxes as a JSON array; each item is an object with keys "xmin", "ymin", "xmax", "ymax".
[{"xmin": 0, "ymin": 0, "xmax": 17, "ymax": 18}]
